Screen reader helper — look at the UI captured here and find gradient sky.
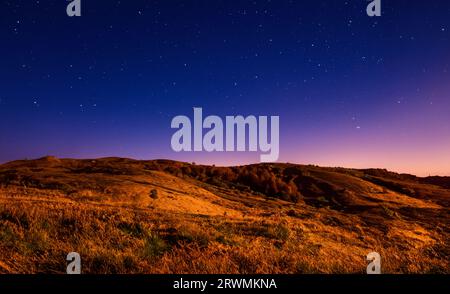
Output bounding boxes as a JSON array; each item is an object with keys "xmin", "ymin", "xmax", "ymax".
[{"xmin": 0, "ymin": 0, "xmax": 449, "ymax": 176}]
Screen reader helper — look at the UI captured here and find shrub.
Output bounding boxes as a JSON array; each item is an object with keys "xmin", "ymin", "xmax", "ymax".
[
  {"xmin": 270, "ymin": 223, "xmax": 290, "ymax": 242},
  {"xmin": 150, "ymin": 189, "xmax": 158, "ymax": 199}
]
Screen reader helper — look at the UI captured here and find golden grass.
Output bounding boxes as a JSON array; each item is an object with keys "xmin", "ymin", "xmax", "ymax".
[
  {"xmin": 0, "ymin": 158, "xmax": 448, "ymax": 274},
  {"xmin": 0, "ymin": 185, "xmax": 447, "ymax": 274}
]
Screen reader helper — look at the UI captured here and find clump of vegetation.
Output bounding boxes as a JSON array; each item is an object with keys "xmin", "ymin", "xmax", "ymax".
[
  {"xmin": 118, "ymin": 222, "xmax": 146, "ymax": 237},
  {"xmin": 168, "ymin": 223, "xmax": 212, "ymax": 248},
  {"xmin": 270, "ymin": 223, "xmax": 290, "ymax": 242},
  {"xmin": 142, "ymin": 234, "xmax": 169, "ymax": 259},
  {"xmin": 381, "ymin": 205, "xmax": 395, "ymax": 218},
  {"xmin": 162, "ymin": 164, "xmax": 303, "ymax": 203},
  {"xmin": 149, "ymin": 189, "xmax": 158, "ymax": 199}
]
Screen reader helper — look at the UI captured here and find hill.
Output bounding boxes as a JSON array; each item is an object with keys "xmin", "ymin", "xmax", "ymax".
[{"xmin": 0, "ymin": 157, "xmax": 448, "ymax": 273}]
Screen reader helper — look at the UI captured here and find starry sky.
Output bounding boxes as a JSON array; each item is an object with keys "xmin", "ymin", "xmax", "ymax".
[{"xmin": 0, "ymin": 0, "xmax": 449, "ymax": 176}]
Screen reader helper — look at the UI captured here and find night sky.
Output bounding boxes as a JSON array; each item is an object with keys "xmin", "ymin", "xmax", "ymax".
[{"xmin": 0, "ymin": 0, "xmax": 449, "ymax": 176}]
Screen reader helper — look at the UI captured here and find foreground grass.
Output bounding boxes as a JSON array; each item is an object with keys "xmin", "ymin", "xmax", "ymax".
[{"xmin": 0, "ymin": 187, "xmax": 447, "ymax": 274}]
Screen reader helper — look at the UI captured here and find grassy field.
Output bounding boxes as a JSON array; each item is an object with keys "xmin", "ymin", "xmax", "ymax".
[{"xmin": 0, "ymin": 157, "xmax": 448, "ymax": 273}]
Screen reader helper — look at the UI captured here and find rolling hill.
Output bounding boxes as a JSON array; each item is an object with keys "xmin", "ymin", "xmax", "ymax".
[{"xmin": 0, "ymin": 156, "xmax": 448, "ymax": 273}]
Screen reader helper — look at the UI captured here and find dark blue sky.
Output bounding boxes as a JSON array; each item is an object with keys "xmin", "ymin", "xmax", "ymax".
[{"xmin": 0, "ymin": 0, "xmax": 449, "ymax": 175}]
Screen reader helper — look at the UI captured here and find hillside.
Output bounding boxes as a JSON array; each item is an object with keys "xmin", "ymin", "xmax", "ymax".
[{"xmin": 0, "ymin": 157, "xmax": 448, "ymax": 273}]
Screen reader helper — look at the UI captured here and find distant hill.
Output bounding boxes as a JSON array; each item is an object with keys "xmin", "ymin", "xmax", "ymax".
[{"xmin": 0, "ymin": 157, "xmax": 448, "ymax": 273}]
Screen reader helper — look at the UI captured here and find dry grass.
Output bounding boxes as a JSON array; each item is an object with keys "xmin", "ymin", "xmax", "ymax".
[{"xmin": 0, "ymin": 157, "xmax": 448, "ymax": 273}]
